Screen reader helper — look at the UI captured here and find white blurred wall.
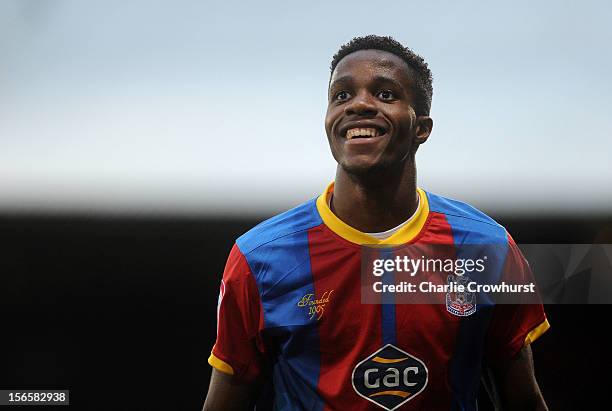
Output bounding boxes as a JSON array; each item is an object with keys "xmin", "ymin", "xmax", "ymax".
[{"xmin": 1, "ymin": 0, "xmax": 611, "ymax": 215}]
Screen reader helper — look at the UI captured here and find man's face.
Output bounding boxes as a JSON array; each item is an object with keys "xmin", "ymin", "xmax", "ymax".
[{"xmin": 325, "ymin": 49, "xmax": 426, "ymax": 175}]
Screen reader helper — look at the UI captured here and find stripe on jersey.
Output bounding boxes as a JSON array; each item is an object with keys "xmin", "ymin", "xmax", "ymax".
[
  {"xmin": 426, "ymin": 191, "xmax": 508, "ymax": 411},
  {"xmin": 308, "ymin": 225, "xmax": 384, "ymax": 411},
  {"xmin": 237, "ymin": 199, "xmax": 324, "ymax": 411},
  {"xmin": 381, "ymin": 248, "xmax": 397, "ymax": 345}
]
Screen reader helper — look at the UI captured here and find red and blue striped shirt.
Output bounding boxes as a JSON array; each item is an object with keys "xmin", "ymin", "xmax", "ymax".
[{"xmin": 209, "ymin": 183, "xmax": 549, "ymax": 410}]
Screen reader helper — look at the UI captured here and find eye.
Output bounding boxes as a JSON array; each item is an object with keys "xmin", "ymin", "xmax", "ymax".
[
  {"xmin": 377, "ymin": 90, "xmax": 395, "ymax": 101},
  {"xmin": 334, "ymin": 91, "xmax": 351, "ymax": 102}
]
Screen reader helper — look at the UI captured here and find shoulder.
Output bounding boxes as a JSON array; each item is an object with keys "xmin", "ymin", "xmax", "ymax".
[
  {"xmin": 424, "ymin": 190, "xmax": 509, "ymax": 244},
  {"xmin": 235, "ymin": 197, "xmax": 323, "ymax": 256}
]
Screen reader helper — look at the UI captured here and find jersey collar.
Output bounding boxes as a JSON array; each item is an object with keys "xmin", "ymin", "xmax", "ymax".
[{"xmin": 315, "ymin": 182, "xmax": 429, "ymax": 246}]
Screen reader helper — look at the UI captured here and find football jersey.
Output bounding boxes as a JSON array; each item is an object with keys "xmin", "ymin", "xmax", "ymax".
[{"xmin": 208, "ymin": 182, "xmax": 549, "ymax": 411}]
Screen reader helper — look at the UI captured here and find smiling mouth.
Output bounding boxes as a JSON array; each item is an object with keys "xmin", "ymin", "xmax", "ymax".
[{"xmin": 345, "ymin": 127, "xmax": 387, "ymax": 140}]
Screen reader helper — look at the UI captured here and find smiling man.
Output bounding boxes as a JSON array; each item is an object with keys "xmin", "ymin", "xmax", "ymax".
[{"xmin": 203, "ymin": 35, "xmax": 549, "ymax": 411}]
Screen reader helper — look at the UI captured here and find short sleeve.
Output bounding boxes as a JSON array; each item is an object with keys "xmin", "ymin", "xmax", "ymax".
[
  {"xmin": 208, "ymin": 244, "xmax": 266, "ymax": 382},
  {"xmin": 484, "ymin": 236, "xmax": 550, "ymax": 367}
]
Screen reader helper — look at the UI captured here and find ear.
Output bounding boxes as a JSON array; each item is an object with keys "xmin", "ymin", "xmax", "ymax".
[{"xmin": 414, "ymin": 116, "xmax": 433, "ymax": 145}]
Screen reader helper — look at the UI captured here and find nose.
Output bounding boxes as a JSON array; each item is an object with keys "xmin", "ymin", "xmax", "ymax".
[{"xmin": 344, "ymin": 90, "xmax": 378, "ymax": 116}]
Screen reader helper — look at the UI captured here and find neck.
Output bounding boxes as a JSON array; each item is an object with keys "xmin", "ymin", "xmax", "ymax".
[{"xmin": 331, "ymin": 160, "xmax": 418, "ymax": 233}]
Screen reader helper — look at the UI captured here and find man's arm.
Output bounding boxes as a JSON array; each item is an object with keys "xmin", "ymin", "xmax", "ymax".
[
  {"xmin": 204, "ymin": 244, "xmax": 266, "ymax": 410},
  {"xmin": 487, "ymin": 345, "xmax": 548, "ymax": 411},
  {"xmin": 202, "ymin": 369, "xmax": 260, "ymax": 411}
]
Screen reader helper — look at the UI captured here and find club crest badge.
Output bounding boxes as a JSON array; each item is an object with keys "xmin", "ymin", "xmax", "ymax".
[{"xmin": 445, "ymin": 274, "xmax": 476, "ymax": 316}]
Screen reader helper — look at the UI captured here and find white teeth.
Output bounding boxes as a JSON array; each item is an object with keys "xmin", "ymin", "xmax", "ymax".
[{"xmin": 346, "ymin": 127, "xmax": 380, "ymax": 139}]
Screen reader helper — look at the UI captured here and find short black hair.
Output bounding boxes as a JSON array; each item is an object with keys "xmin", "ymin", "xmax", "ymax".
[{"xmin": 330, "ymin": 35, "xmax": 433, "ymax": 116}]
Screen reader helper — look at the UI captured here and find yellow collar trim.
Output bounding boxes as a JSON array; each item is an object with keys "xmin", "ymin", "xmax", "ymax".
[{"xmin": 315, "ymin": 182, "xmax": 429, "ymax": 245}]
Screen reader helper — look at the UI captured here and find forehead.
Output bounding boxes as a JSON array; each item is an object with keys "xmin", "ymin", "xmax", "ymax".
[{"xmin": 330, "ymin": 49, "xmax": 413, "ymax": 88}]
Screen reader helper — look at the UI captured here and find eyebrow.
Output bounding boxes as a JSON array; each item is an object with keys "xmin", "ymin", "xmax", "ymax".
[
  {"xmin": 329, "ymin": 75, "xmax": 407, "ymax": 91},
  {"xmin": 329, "ymin": 75, "xmax": 352, "ymax": 89},
  {"xmin": 372, "ymin": 75, "xmax": 407, "ymax": 91}
]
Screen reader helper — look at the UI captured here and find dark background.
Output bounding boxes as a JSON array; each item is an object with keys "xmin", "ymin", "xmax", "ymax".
[{"xmin": 1, "ymin": 214, "xmax": 610, "ymax": 410}]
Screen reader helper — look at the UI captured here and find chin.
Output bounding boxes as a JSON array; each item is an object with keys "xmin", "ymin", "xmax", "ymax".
[{"xmin": 340, "ymin": 158, "xmax": 389, "ymax": 178}]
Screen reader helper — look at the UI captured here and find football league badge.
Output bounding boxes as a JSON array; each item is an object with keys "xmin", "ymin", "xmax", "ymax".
[{"xmin": 446, "ymin": 274, "xmax": 476, "ymax": 316}]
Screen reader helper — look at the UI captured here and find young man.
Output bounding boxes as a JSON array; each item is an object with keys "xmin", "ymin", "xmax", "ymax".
[{"xmin": 203, "ymin": 35, "xmax": 549, "ymax": 411}]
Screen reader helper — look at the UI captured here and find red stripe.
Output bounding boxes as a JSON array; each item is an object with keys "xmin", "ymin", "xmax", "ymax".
[
  {"xmin": 306, "ymin": 213, "xmax": 464, "ymax": 409},
  {"xmin": 393, "ymin": 212, "xmax": 458, "ymax": 409},
  {"xmin": 308, "ymin": 225, "xmax": 383, "ymax": 411}
]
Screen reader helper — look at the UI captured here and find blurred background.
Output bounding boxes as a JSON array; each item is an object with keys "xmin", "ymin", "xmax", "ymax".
[{"xmin": 1, "ymin": 0, "xmax": 610, "ymax": 410}]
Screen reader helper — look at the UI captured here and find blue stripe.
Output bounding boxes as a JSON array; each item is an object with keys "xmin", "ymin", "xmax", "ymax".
[
  {"xmin": 426, "ymin": 191, "xmax": 510, "ymax": 410},
  {"xmin": 446, "ymin": 308, "xmax": 494, "ymax": 411},
  {"xmin": 237, "ymin": 199, "xmax": 323, "ymax": 411},
  {"xmin": 427, "ymin": 191, "xmax": 509, "ymax": 304},
  {"xmin": 380, "ymin": 248, "xmax": 396, "ymax": 345},
  {"xmin": 237, "ymin": 198, "xmax": 322, "ymax": 255}
]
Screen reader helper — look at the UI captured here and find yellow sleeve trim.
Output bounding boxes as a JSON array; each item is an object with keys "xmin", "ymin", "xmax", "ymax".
[
  {"xmin": 524, "ymin": 318, "xmax": 550, "ymax": 346},
  {"xmin": 208, "ymin": 353, "xmax": 234, "ymax": 375}
]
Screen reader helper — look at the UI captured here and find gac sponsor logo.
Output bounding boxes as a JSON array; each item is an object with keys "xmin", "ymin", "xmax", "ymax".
[{"xmin": 352, "ymin": 344, "xmax": 428, "ymax": 410}]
